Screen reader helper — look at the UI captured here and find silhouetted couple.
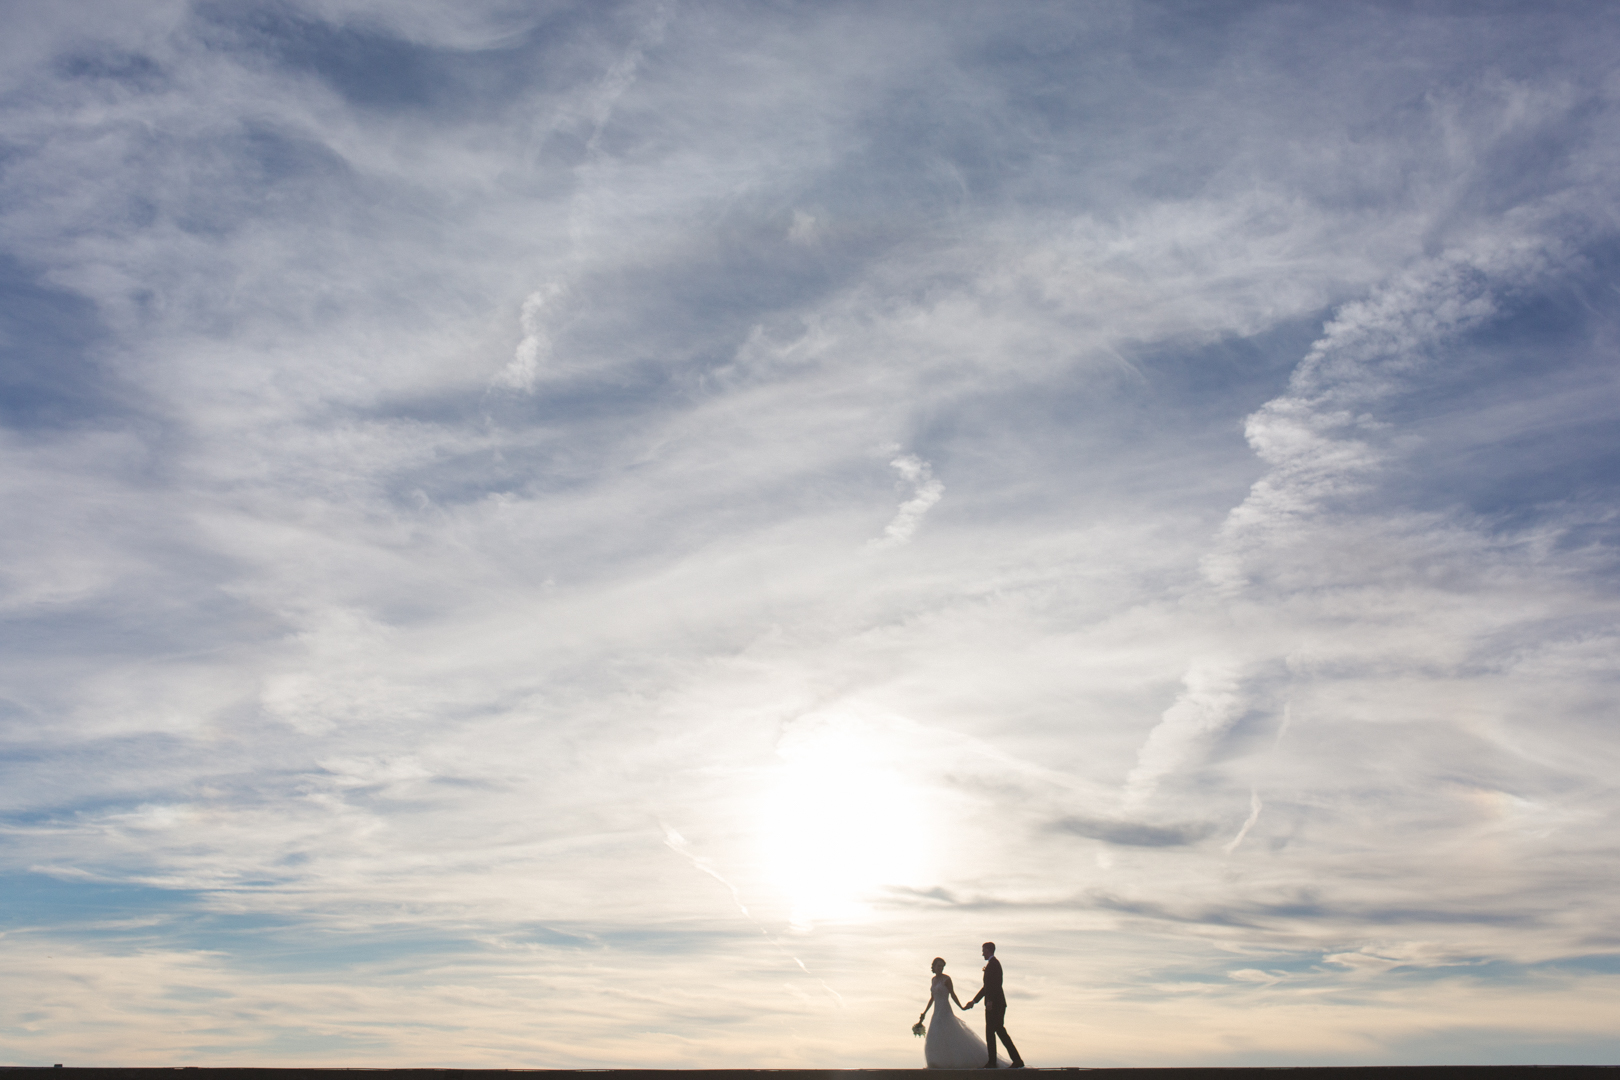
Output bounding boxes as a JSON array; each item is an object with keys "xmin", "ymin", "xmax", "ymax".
[{"xmin": 917, "ymin": 941, "xmax": 1024, "ymax": 1069}]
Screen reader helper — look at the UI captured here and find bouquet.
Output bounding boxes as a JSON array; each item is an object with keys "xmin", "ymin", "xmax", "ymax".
[{"xmin": 912, "ymin": 1021, "xmax": 926, "ymax": 1037}]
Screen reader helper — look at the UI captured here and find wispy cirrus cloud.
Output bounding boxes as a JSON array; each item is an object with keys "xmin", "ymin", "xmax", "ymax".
[{"xmin": 871, "ymin": 453, "xmax": 943, "ymax": 547}]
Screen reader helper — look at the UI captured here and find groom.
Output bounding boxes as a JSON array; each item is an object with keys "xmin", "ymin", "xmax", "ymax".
[{"xmin": 963, "ymin": 941, "xmax": 1024, "ymax": 1068}]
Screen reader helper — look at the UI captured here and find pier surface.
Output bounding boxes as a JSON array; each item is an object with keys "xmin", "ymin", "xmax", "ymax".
[{"xmin": 1, "ymin": 1068, "xmax": 1615, "ymax": 1080}]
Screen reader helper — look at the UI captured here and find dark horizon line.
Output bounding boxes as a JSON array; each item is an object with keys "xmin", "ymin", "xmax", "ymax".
[{"xmin": 3, "ymin": 1066, "xmax": 1617, "ymax": 1076}]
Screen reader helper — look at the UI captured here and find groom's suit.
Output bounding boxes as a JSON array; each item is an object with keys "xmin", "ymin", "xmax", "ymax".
[{"xmin": 967, "ymin": 955, "xmax": 1022, "ymax": 1067}]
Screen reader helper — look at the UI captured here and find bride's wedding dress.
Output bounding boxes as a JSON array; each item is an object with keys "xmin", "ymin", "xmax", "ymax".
[{"xmin": 925, "ymin": 974, "xmax": 1007, "ymax": 1069}]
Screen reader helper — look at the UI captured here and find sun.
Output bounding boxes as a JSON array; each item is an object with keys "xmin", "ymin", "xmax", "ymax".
[{"xmin": 758, "ymin": 711, "xmax": 933, "ymax": 930}]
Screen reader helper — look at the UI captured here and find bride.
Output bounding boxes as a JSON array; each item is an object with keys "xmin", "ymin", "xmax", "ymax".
[{"xmin": 917, "ymin": 957, "xmax": 1007, "ymax": 1069}]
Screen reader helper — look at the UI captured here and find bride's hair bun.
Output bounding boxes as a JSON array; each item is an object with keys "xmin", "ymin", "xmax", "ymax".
[{"xmin": 932, "ymin": 956, "xmax": 945, "ymax": 966}]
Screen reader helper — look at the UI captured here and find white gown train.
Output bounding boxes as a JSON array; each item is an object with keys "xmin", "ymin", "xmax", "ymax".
[{"xmin": 924, "ymin": 974, "xmax": 1008, "ymax": 1069}]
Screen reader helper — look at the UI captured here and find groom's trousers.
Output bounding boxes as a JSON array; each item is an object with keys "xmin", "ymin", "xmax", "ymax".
[{"xmin": 985, "ymin": 1002, "xmax": 1021, "ymax": 1066}]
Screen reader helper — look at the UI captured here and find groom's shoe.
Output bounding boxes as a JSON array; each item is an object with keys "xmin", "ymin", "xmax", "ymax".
[{"xmin": 1009, "ymin": 1063, "xmax": 1025, "ymax": 1069}]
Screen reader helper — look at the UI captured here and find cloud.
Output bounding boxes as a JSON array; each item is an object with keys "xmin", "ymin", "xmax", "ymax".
[
  {"xmin": 871, "ymin": 453, "xmax": 944, "ymax": 546},
  {"xmin": 787, "ymin": 209, "xmax": 819, "ymax": 246},
  {"xmin": 499, "ymin": 279, "xmax": 570, "ymax": 390},
  {"xmin": 1223, "ymin": 788, "xmax": 1263, "ymax": 854},
  {"xmin": 1202, "ymin": 235, "xmax": 1573, "ymax": 595},
  {"xmin": 1049, "ymin": 816, "xmax": 1215, "ymax": 848},
  {"xmin": 1122, "ymin": 662, "xmax": 1248, "ymax": 812}
]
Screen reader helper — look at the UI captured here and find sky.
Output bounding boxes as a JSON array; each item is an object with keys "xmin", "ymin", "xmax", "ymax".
[{"xmin": 3, "ymin": 0, "xmax": 1620, "ymax": 1069}]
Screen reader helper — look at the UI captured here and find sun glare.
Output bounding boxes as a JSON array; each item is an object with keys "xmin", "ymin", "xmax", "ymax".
[{"xmin": 759, "ymin": 713, "xmax": 933, "ymax": 930}]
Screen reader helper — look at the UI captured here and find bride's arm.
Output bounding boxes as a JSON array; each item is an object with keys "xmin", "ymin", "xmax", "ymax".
[
  {"xmin": 919, "ymin": 993, "xmax": 934, "ymax": 1023},
  {"xmin": 946, "ymin": 976, "xmax": 966, "ymax": 1009}
]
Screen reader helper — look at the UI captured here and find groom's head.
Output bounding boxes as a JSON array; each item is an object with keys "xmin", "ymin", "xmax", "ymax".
[{"xmin": 982, "ymin": 941, "xmax": 995, "ymax": 959}]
